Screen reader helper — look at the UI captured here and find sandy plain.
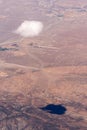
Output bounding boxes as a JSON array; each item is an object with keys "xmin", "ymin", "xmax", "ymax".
[{"xmin": 0, "ymin": 0, "xmax": 87, "ymax": 129}]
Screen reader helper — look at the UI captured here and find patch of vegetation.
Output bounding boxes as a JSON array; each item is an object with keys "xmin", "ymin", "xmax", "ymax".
[
  {"xmin": 11, "ymin": 43, "xmax": 19, "ymax": 47},
  {"xmin": 0, "ymin": 47, "xmax": 19, "ymax": 51},
  {"xmin": 9, "ymin": 48, "xmax": 19, "ymax": 51},
  {"xmin": 57, "ymin": 14, "xmax": 64, "ymax": 17},
  {"xmin": 0, "ymin": 47, "xmax": 9, "ymax": 51},
  {"xmin": 29, "ymin": 43, "xmax": 34, "ymax": 46}
]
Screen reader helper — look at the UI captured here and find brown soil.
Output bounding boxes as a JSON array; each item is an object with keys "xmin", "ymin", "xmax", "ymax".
[{"xmin": 0, "ymin": 0, "xmax": 87, "ymax": 129}]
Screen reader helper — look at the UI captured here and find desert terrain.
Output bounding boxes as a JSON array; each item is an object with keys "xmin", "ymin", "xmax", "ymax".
[{"xmin": 0, "ymin": 0, "xmax": 87, "ymax": 129}]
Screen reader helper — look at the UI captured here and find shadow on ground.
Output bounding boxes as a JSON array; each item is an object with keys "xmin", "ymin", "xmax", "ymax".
[{"xmin": 40, "ymin": 104, "xmax": 67, "ymax": 115}]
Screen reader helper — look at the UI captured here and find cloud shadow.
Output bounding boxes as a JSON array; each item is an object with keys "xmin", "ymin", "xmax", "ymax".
[{"xmin": 40, "ymin": 104, "xmax": 67, "ymax": 115}]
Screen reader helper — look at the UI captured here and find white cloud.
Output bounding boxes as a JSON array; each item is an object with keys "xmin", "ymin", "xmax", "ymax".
[{"xmin": 15, "ymin": 20, "xmax": 43, "ymax": 37}]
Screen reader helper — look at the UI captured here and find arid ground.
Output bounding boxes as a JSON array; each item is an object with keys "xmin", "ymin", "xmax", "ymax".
[{"xmin": 0, "ymin": 0, "xmax": 87, "ymax": 129}]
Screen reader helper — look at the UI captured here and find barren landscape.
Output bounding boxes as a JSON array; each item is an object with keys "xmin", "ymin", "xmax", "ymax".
[{"xmin": 0, "ymin": 0, "xmax": 87, "ymax": 129}]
